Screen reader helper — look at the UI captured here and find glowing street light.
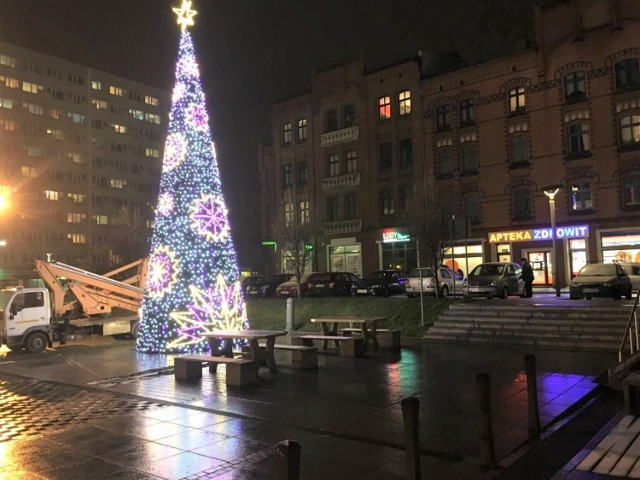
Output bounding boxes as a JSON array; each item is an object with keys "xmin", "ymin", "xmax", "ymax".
[{"xmin": 543, "ymin": 185, "xmax": 562, "ymax": 297}]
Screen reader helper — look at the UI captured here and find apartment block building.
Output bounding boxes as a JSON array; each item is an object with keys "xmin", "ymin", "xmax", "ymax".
[
  {"xmin": 0, "ymin": 41, "xmax": 169, "ymax": 281},
  {"xmin": 259, "ymin": 0, "xmax": 640, "ymax": 288}
]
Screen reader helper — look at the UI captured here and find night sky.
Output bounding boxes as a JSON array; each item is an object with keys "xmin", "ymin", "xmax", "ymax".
[{"xmin": 0, "ymin": 0, "xmax": 535, "ymax": 268}]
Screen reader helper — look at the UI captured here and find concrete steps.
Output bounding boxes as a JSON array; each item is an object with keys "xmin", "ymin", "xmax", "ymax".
[{"xmin": 424, "ymin": 302, "xmax": 630, "ymax": 352}]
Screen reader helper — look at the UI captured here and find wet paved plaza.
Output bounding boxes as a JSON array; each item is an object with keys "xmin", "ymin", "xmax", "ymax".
[{"xmin": 0, "ymin": 336, "xmax": 620, "ymax": 479}]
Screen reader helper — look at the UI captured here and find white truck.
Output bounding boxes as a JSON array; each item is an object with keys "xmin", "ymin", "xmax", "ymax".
[{"xmin": 0, "ymin": 259, "xmax": 147, "ymax": 353}]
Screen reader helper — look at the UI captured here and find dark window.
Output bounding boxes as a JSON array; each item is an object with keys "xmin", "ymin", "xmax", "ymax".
[
  {"xmin": 511, "ymin": 188, "xmax": 532, "ymax": 219},
  {"xmin": 564, "ymin": 72, "xmax": 587, "ymax": 103},
  {"xmin": 344, "ymin": 192, "xmax": 358, "ymax": 219},
  {"xmin": 510, "ymin": 134, "xmax": 529, "ymax": 167},
  {"xmin": 570, "ymin": 180, "xmax": 593, "ymax": 211},
  {"xmin": 463, "ymin": 192, "xmax": 480, "ymax": 223},
  {"xmin": 398, "ymin": 138, "xmax": 412, "ymax": 168},
  {"xmin": 622, "ymin": 172, "xmax": 640, "ymax": 208},
  {"xmin": 326, "ymin": 109, "xmax": 338, "ymax": 131},
  {"xmin": 436, "ymin": 105, "xmax": 451, "ymax": 131},
  {"xmin": 566, "ymin": 123, "xmax": 591, "ymax": 158},
  {"xmin": 328, "ymin": 154, "xmax": 340, "ymax": 177},
  {"xmin": 436, "ymin": 148, "xmax": 453, "ymax": 179},
  {"xmin": 327, "ymin": 196, "xmax": 339, "ymax": 221},
  {"xmin": 344, "ymin": 104, "xmax": 355, "ymax": 128},
  {"xmin": 297, "ymin": 118, "xmax": 307, "ymax": 141},
  {"xmin": 459, "ymin": 99, "xmax": 475, "ymax": 126},
  {"xmin": 379, "ymin": 189, "xmax": 394, "ymax": 216},
  {"xmin": 399, "ymin": 185, "xmax": 412, "ymax": 211},
  {"xmin": 345, "ymin": 150, "xmax": 357, "ymax": 173},
  {"xmin": 379, "ymin": 143, "xmax": 392, "ymax": 170},
  {"xmin": 460, "ymin": 143, "xmax": 478, "ymax": 175},
  {"xmin": 297, "ymin": 162, "xmax": 308, "ymax": 186},
  {"xmin": 616, "ymin": 59, "xmax": 640, "ymax": 92},
  {"xmin": 282, "ymin": 123, "xmax": 292, "ymax": 145},
  {"xmin": 282, "ymin": 164, "xmax": 293, "ymax": 187}
]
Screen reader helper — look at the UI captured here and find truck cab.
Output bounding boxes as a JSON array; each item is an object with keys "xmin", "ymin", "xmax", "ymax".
[{"xmin": 0, "ymin": 287, "xmax": 53, "ymax": 353}]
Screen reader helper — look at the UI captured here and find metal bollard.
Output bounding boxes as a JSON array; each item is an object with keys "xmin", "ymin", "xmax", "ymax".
[
  {"xmin": 477, "ymin": 372, "xmax": 497, "ymax": 468},
  {"xmin": 525, "ymin": 353, "xmax": 541, "ymax": 436},
  {"xmin": 286, "ymin": 297, "xmax": 294, "ymax": 332},
  {"xmin": 275, "ymin": 439, "xmax": 300, "ymax": 480},
  {"xmin": 401, "ymin": 397, "xmax": 421, "ymax": 479}
]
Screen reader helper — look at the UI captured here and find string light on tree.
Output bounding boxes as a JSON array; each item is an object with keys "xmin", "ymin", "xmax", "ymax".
[{"xmin": 137, "ymin": 0, "xmax": 248, "ymax": 354}]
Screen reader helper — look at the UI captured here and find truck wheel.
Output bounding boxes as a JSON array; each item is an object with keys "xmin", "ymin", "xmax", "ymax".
[
  {"xmin": 129, "ymin": 320, "xmax": 140, "ymax": 340},
  {"xmin": 25, "ymin": 332, "xmax": 49, "ymax": 353}
]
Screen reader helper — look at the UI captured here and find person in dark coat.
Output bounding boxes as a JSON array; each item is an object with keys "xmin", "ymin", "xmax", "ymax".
[{"xmin": 521, "ymin": 258, "xmax": 534, "ymax": 298}]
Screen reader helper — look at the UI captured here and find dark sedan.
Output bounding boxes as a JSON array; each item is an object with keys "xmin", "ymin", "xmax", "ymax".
[
  {"xmin": 352, "ymin": 270, "xmax": 408, "ymax": 297},
  {"xmin": 245, "ymin": 273, "xmax": 293, "ymax": 298},
  {"xmin": 569, "ymin": 263, "xmax": 633, "ymax": 300},
  {"xmin": 307, "ymin": 272, "xmax": 361, "ymax": 297}
]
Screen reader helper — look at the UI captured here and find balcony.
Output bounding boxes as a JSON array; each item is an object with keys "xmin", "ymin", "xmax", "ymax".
[
  {"xmin": 323, "ymin": 218, "xmax": 362, "ymax": 236},
  {"xmin": 320, "ymin": 126, "xmax": 359, "ymax": 147},
  {"xmin": 321, "ymin": 172, "xmax": 360, "ymax": 190}
]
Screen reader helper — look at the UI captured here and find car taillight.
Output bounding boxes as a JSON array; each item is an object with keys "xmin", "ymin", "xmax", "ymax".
[{"xmin": 307, "ymin": 282, "xmax": 312, "ymax": 289}]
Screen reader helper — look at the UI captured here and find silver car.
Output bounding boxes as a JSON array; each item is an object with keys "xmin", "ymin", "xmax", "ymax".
[
  {"xmin": 406, "ymin": 267, "xmax": 464, "ymax": 297},
  {"xmin": 463, "ymin": 262, "xmax": 523, "ymax": 299}
]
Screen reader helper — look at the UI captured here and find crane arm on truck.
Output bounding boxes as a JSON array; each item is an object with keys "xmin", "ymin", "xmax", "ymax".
[{"xmin": 34, "ymin": 260, "xmax": 146, "ymax": 318}]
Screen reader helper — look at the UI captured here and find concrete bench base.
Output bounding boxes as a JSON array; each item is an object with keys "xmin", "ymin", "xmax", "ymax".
[
  {"xmin": 242, "ymin": 344, "xmax": 318, "ymax": 370},
  {"xmin": 292, "ymin": 335, "xmax": 364, "ymax": 357},
  {"xmin": 339, "ymin": 328, "xmax": 402, "ymax": 350},
  {"xmin": 174, "ymin": 354, "xmax": 256, "ymax": 386}
]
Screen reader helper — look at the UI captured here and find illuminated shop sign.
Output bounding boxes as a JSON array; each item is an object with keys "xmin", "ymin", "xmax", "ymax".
[
  {"xmin": 488, "ymin": 225, "xmax": 589, "ymax": 243},
  {"xmin": 382, "ymin": 229, "xmax": 411, "ymax": 243}
]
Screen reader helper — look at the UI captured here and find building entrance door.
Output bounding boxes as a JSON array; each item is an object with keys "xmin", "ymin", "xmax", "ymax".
[{"xmin": 527, "ymin": 251, "xmax": 552, "ymax": 285}]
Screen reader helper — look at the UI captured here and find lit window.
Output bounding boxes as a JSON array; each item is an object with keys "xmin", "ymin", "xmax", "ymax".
[
  {"xmin": 0, "ymin": 97, "xmax": 12, "ymax": 109},
  {"xmin": 145, "ymin": 148, "xmax": 160, "ymax": 158},
  {"xmin": 23, "ymin": 103, "xmax": 44, "ymax": 115},
  {"xmin": 45, "ymin": 190, "xmax": 60, "ymax": 201},
  {"xmin": 110, "ymin": 179, "xmax": 126, "ymax": 189},
  {"xmin": 92, "ymin": 215, "xmax": 109, "ymax": 225},
  {"xmin": 67, "ymin": 193, "xmax": 86, "ymax": 203},
  {"xmin": 570, "ymin": 180, "xmax": 593, "ymax": 211},
  {"xmin": 22, "ymin": 81, "xmax": 41, "ymax": 94},
  {"xmin": 299, "ymin": 200, "xmax": 309, "ymax": 224},
  {"xmin": 68, "ymin": 153, "xmax": 85, "ymax": 164},
  {"xmin": 91, "ymin": 81, "xmax": 102, "ymax": 90},
  {"xmin": 284, "ymin": 203, "xmax": 294, "ymax": 227},
  {"xmin": 297, "ymin": 118, "xmax": 307, "ymax": 141},
  {"xmin": 509, "ymin": 87, "xmax": 526, "ymax": 114},
  {"xmin": 145, "ymin": 113, "xmax": 160, "ymax": 124},
  {"xmin": 46, "ymin": 129, "xmax": 65, "ymax": 140},
  {"xmin": 2, "ymin": 76, "xmax": 18, "ymax": 88},
  {"xmin": 619, "ymin": 114, "xmax": 640, "ymax": 149},
  {"xmin": 145, "ymin": 95, "xmax": 159, "ymax": 106},
  {"xmin": 21, "ymin": 166, "xmax": 37, "ymax": 177},
  {"xmin": 282, "ymin": 123, "xmax": 292, "ymax": 145},
  {"xmin": 0, "ymin": 54, "xmax": 16, "ymax": 67},
  {"xmin": 399, "ymin": 90, "xmax": 411, "ymax": 115},
  {"xmin": 66, "ymin": 213, "xmax": 86, "ymax": 224},
  {"xmin": 68, "ymin": 112, "xmax": 86, "ymax": 124},
  {"xmin": 113, "ymin": 124, "xmax": 127, "ymax": 134},
  {"xmin": 622, "ymin": 172, "xmax": 640, "ymax": 208},
  {"xmin": 378, "ymin": 96, "xmax": 391, "ymax": 120},
  {"xmin": 92, "ymin": 99, "xmax": 108, "ymax": 110},
  {"xmin": 109, "ymin": 86, "xmax": 125, "ymax": 96},
  {"xmin": 345, "ymin": 150, "xmax": 357, "ymax": 173},
  {"xmin": 67, "ymin": 233, "xmax": 87, "ymax": 244},
  {"xmin": 130, "ymin": 109, "xmax": 145, "ymax": 120}
]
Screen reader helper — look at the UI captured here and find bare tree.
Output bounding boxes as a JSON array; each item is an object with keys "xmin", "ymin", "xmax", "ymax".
[
  {"xmin": 271, "ymin": 190, "xmax": 319, "ymax": 298},
  {"xmin": 402, "ymin": 179, "xmax": 456, "ymax": 298},
  {"xmin": 109, "ymin": 205, "xmax": 152, "ymax": 266}
]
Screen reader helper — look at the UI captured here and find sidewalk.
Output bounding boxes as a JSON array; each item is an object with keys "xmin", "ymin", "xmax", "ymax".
[{"xmin": 0, "ymin": 336, "xmax": 620, "ymax": 479}]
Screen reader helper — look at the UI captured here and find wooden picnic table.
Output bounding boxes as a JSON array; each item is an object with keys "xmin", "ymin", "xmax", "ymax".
[
  {"xmin": 202, "ymin": 329, "xmax": 287, "ymax": 373},
  {"xmin": 310, "ymin": 317, "xmax": 385, "ymax": 352}
]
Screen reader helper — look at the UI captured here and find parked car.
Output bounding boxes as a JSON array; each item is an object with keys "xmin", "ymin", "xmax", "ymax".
[
  {"xmin": 275, "ymin": 272, "xmax": 317, "ymax": 298},
  {"xmin": 569, "ymin": 263, "xmax": 633, "ymax": 300},
  {"xmin": 245, "ymin": 273, "xmax": 293, "ymax": 298},
  {"xmin": 406, "ymin": 267, "xmax": 464, "ymax": 297},
  {"xmin": 463, "ymin": 262, "xmax": 523, "ymax": 299},
  {"xmin": 352, "ymin": 270, "xmax": 408, "ymax": 297},
  {"xmin": 619, "ymin": 263, "xmax": 640, "ymax": 293},
  {"xmin": 240, "ymin": 275, "xmax": 264, "ymax": 296},
  {"xmin": 307, "ymin": 272, "xmax": 361, "ymax": 297}
]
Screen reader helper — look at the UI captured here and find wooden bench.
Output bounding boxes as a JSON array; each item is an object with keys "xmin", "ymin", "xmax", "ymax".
[
  {"xmin": 242, "ymin": 344, "xmax": 318, "ymax": 370},
  {"xmin": 339, "ymin": 327, "xmax": 402, "ymax": 350},
  {"xmin": 291, "ymin": 335, "xmax": 364, "ymax": 357},
  {"xmin": 174, "ymin": 355, "xmax": 257, "ymax": 386}
]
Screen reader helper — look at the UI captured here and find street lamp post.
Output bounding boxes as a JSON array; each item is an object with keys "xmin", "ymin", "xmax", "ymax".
[{"xmin": 543, "ymin": 185, "xmax": 562, "ymax": 297}]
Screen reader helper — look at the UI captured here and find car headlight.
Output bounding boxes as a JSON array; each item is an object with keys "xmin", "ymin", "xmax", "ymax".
[
  {"xmin": 602, "ymin": 281, "xmax": 611, "ymax": 287},
  {"xmin": 490, "ymin": 280, "xmax": 497, "ymax": 286},
  {"xmin": 371, "ymin": 283, "xmax": 381, "ymax": 289}
]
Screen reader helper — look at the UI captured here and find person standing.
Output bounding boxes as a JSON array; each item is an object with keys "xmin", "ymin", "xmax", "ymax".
[{"xmin": 521, "ymin": 258, "xmax": 534, "ymax": 298}]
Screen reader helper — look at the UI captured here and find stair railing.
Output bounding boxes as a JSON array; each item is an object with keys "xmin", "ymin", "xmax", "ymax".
[{"xmin": 618, "ymin": 288, "xmax": 640, "ymax": 363}]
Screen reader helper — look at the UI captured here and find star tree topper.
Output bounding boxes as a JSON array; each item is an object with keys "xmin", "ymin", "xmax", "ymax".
[{"xmin": 173, "ymin": 0, "xmax": 197, "ymax": 32}]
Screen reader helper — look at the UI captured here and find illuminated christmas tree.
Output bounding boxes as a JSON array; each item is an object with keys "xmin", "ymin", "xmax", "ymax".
[{"xmin": 137, "ymin": 0, "xmax": 248, "ymax": 354}]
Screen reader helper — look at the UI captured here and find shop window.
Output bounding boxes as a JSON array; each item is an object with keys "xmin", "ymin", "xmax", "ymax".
[
  {"xmin": 328, "ymin": 154, "xmax": 340, "ymax": 177},
  {"xmin": 282, "ymin": 164, "xmax": 293, "ymax": 188},
  {"xmin": 619, "ymin": 114, "xmax": 640, "ymax": 151},
  {"xmin": 615, "ymin": 58, "xmax": 640, "ymax": 92},
  {"xmin": 511, "ymin": 187, "xmax": 532, "ymax": 220},
  {"xmin": 326, "ymin": 196, "xmax": 339, "ymax": 221},
  {"xmin": 344, "ymin": 104, "xmax": 355, "ymax": 128},
  {"xmin": 296, "ymin": 161, "xmax": 308, "ymax": 186},
  {"xmin": 460, "ymin": 143, "xmax": 478, "ymax": 176},
  {"xmin": 570, "ymin": 180, "xmax": 593, "ymax": 212},
  {"xmin": 564, "ymin": 71, "xmax": 587, "ymax": 103},
  {"xmin": 459, "ymin": 99, "xmax": 475, "ymax": 127},
  {"xmin": 436, "ymin": 105, "xmax": 451, "ymax": 132},
  {"xmin": 566, "ymin": 122, "xmax": 591, "ymax": 158},
  {"xmin": 379, "ymin": 189, "xmax": 394, "ymax": 216},
  {"xmin": 297, "ymin": 118, "xmax": 307, "ymax": 141},
  {"xmin": 379, "ymin": 142, "xmax": 392, "ymax": 170},
  {"xmin": 463, "ymin": 192, "xmax": 481, "ymax": 224},
  {"xmin": 399, "ymin": 90, "xmax": 411, "ymax": 115},
  {"xmin": 622, "ymin": 172, "xmax": 640, "ymax": 208},
  {"xmin": 282, "ymin": 122, "xmax": 292, "ymax": 145},
  {"xmin": 345, "ymin": 150, "xmax": 357, "ymax": 173},
  {"xmin": 509, "ymin": 133, "xmax": 529, "ymax": 167},
  {"xmin": 344, "ymin": 192, "xmax": 358, "ymax": 219},
  {"xmin": 436, "ymin": 147, "xmax": 453, "ymax": 179},
  {"xmin": 508, "ymin": 86, "xmax": 526, "ymax": 115},
  {"xmin": 326, "ymin": 109, "xmax": 338, "ymax": 131},
  {"xmin": 398, "ymin": 138, "xmax": 412, "ymax": 168},
  {"xmin": 378, "ymin": 96, "xmax": 391, "ymax": 120}
]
